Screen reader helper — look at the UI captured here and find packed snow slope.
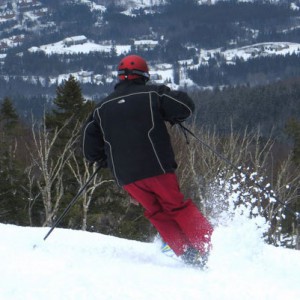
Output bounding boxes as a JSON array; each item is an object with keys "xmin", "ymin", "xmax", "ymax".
[{"xmin": 0, "ymin": 212, "xmax": 300, "ymax": 300}]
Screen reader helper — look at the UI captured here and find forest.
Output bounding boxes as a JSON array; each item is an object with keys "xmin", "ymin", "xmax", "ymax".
[
  {"xmin": 188, "ymin": 53, "xmax": 300, "ymax": 86},
  {"xmin": 2, "ymin": 0, "xmax": 300, "ymax": 102},
  {"xmin": 1, "ymin": 75, "xmax": 299, "ymax": 249}
]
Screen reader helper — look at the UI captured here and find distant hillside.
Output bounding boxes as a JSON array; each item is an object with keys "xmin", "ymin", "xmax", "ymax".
[
  {"xmin": 1, "ymin": 0, "xmax": 300, "ymax": 111},
  {"xmin": 193, "ymin": 76, "xmax": 300, "ymax": 142}
]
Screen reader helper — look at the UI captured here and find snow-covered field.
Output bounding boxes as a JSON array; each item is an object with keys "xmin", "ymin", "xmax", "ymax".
[
  {"xmin": 1, "ymin": 211, "xmax": 299, "ymax": 300},
  {"xmin": 29, "ymin": 36, "xmax": 300, "ymax": 63},
  {"xmin": 25, "ymin": 35, "xmax": 300, "ymax": 89},
  {"xmin": 29, "ymin": 40, "xmax": 131, "ymax": 56}
]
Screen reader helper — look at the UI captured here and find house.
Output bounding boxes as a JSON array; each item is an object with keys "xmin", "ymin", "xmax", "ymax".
[
  {"xmin": 134, "ymin": 40, "xmax": 158, "ymax": 51},
  {"xmin": 17, "ymin": 0, "xmax": 41, "ymax": 12},
  {"xmin": 0, "ymin": 11, "xmax": 15, "ymax": 20},
  {"xmin": 63, "ymin": 36, "xmax": 88, "ymax": 47}
]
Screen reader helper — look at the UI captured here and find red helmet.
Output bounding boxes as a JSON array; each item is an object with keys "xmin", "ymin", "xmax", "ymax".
[{"xmin": 117, "ymin": 55, "xmax": 150, "ymax": 81}]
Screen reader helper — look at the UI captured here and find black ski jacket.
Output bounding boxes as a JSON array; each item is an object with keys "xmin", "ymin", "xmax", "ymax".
[{"xmin": 82, "ymin": 79, "xmax": 195, "ymax": 186}]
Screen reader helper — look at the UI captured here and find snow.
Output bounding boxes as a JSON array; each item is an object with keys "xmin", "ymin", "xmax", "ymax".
[
  {"xmin": 291, "ymin": 3, "xmax": 300, "ymax": 11},
  {"xmin": 28, "ymin": 37, "xmax": 300, "ymax": 70},
  {"xmin": 199, "ymin": 42, "xmax": 300, "ymax": 65},
  {"xmin": 1, "ymin": 208, "xmax": 299, "ymax": 300},
  {"xmin": 28, "ymin": 38, "xmax": 131, "ymax": 56},
  {"xmin": 79, "ymin": 0, "xmax": 106, "ymax": 12},
  {"xmin": 23, "ymin": 32, "xmax": 300, "ymax": 89},
  {"xmin": 206, "ymin": 0, "xmax": 282, "ymax": 4}
]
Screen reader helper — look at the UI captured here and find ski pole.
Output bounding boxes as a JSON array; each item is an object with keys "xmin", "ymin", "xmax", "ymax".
[
  {"xmin": 178, "ymin": 123, "xmax": 300, "ymax": 223},
  {"xmin": 43, "ymin": 164, "xmax": 102, "ymax": 241}
]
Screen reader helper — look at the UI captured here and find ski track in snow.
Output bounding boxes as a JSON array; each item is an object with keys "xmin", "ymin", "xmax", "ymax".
[{"xmin": 0, "ymin": 213, "xmax": 300, "ymax": 300}]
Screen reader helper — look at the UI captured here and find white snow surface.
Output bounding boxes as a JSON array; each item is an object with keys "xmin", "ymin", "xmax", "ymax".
[
  {"xmin": 1, "ymin": 211, "xmax": 300, "ymax": 300},
  {"xmin": 29, "ymin": 40, "xmax": 131, "ymax": 56}
]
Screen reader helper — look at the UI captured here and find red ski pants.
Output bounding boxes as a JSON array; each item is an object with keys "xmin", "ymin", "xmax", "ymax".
[{"xmin": 124, "ymin": 173, "xmax": 213, "ymax": 256}]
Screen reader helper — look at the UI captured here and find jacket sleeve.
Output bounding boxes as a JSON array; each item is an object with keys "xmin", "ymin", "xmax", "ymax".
[
  {"xmin": 157, "ymin": 85, "xmax": 195, "ymax": 124},
  {"xmin": 82, "ymin": 111, "xmax": 106, "ymax": 163}
]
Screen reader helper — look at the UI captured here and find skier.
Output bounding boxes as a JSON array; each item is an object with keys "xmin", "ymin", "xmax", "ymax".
[{"xmin": 82, "ymin": 54, "xmax": 213, "ymax": 267}]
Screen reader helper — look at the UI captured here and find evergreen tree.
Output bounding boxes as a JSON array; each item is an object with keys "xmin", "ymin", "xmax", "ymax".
[
  {"xmin": 44, "ymin": 75, "xmax": 95, "ymax": 183},
  {"xmin": 0, "ymin": 98, "xmax": 28, "ymax": 225},
  {"xmin": 46, "ymin": 75, "xmax": 92, "ymax": 131},
  {"xmin": 286, "ymin": 118, "xmax": 300, "ymax": 166},
  {"xmin": 0, "ymin": 97, "xmax": 19, "ymax": 131}
]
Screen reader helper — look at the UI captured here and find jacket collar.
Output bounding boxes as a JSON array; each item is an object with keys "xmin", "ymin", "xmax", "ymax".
[{"xmin": 114, "ymin": 78, "xmax": 146, "ymax": 90}]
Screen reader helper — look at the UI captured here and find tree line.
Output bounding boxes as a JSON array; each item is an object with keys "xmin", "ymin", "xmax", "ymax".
[
  {"xmin": 192, "ymin": 76, "xmax": 300, "ymax": 143},
  {"xmin": 0, "ymin": 75, "xmax": 299, "ymax": 248},
  {"xmin": 1, "ymin": 0, "xmax": 300, "ymax": 103},
  {"xmin": 188, "ymin": 53, "xmax": 300, "ymax": 87},
  {"xmin": 2, "ymin": 49, "xmax": 300, "ymax": 107},
  {"xmin": 101, "ymin": 0, "xmax": 298, "ymax": 47}
]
